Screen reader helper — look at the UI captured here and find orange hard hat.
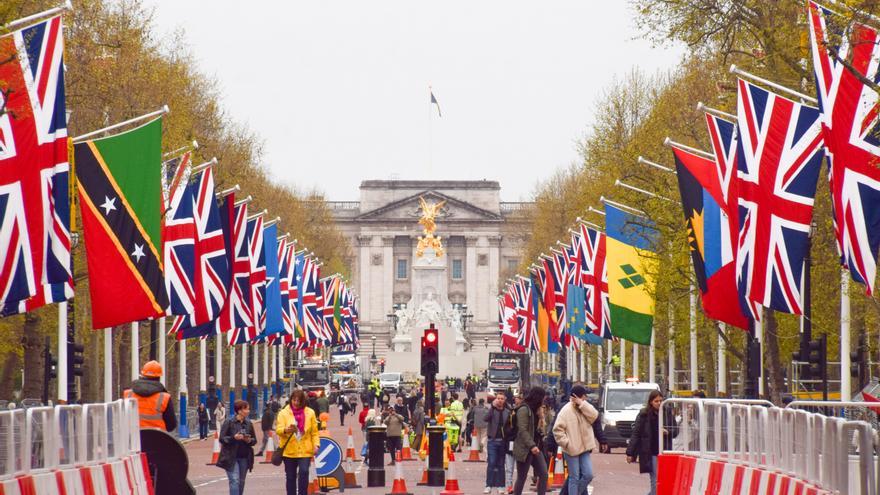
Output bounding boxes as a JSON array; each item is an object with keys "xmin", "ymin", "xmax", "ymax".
[{"xmin": 141, "ymin": 360, "xmax": 163, "ymax": 378}]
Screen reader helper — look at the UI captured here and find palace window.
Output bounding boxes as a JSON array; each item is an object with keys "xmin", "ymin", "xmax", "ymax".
[
  {"xmin": 452, "ymin": 259, "xmax": 463, "ymax": 280},
  {"xmin": 396, "ymin": 258, "xmax": 408, "ymax": 280}
]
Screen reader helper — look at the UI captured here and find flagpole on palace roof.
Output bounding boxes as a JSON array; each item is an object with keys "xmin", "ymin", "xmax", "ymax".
[
  {"xmin": 72, "ymin": 106, "xmax": 169, "ymax": 143},
  {"xmin": 663, "ymin": 138, "xmax": 714, "ymax": 160},
  {"xmin": 696, "ymin": 102, "xmax": 735, "ymax": 121},
  {"xmin": 729, "ymin": 65, "xmax": 818, "ymax": 104},
  {"xmin": 637, "ymin": 156, "xmax": 675, "ymax": 174},
  {"xmin": 2, "ymin": 0, "xmax": 71, "ymax": 32},
  {"xmin": 614, "ymin": 179, "xmax": 679, "ymax": 203}
]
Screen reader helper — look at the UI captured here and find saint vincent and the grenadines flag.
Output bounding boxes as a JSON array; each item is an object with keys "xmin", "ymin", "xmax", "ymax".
[
  {"xmin": 605, "ymin": 203, "xmax": 658, "ymax": 345},
  {"xmin": 75, "ymin": 118, "xmax": 168, "ymax": 328},
  {"xmin": 672, "ymin": 146, "xmax": 750, "ymax": 330}
]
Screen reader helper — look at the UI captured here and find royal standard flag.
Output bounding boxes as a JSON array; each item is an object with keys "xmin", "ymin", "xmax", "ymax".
[
  {"xmin": 75, "ymin": 118, "xmax": 167, "ymax": 328},
  {"xmin": 605, "ymin": 203, "xmax": 659, "ymax": 345}
]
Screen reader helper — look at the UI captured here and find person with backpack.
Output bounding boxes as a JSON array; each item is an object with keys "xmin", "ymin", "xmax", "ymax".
[
  {"xmin": 255, "ymin": 404, "xmax": 276, "ymax": 457},
  {"xmin": 482, "ymin": 393, "xmax": 512, "ymax": 494},
  {"xmin": 512, "ymin": 388, "xmax": 548, "ymax": 495}
]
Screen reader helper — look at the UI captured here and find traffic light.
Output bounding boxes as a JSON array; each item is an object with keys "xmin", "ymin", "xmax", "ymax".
[
  {"xmin": 850, "ymin": 334, "xmax": 868, "ymax": 389},
  {"xmin": 421, "ymin": 326, "xmax": 439, "ymax": 376},
  {"xmin": 806, "ymin": 335, "xmax": 828, "ymax": 397},
  {"xmin": 68, "ymin": 342, "xmax": 84, "ymax": 378},
  {"xmin": 43, "ymin": 338, "xmax": 57, "ymax": 404}
]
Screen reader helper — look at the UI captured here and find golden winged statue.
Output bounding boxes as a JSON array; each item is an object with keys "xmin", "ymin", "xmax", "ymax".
[{"xmin": 416, "ymin": 196, "xmax": 446, "ymax": 258}]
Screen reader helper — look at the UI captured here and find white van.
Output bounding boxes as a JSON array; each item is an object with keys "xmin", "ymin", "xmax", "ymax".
[
  {"xmin": 600, "ymin": 380, "xmax": 660, "ymax": 450},
  {"xmin": 379, "ymin": 372, "xmax": 402, "ymax": 394}
]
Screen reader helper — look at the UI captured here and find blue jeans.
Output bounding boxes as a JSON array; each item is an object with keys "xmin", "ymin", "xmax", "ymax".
[
  {"xmin": 563, "ymin": 451, "xmax": 594, "ymax": 495},
  {"xmin": 226, "ymin": 457, "xmax": 248, "ymax": 495},
  {"xmin": 199, "ymin": 422, "xmax": 208, "ymax": 439},
  {"xmin": 648, "ymin": 456, "xmax": 657, "ymax": 495},
  {"xmin": 486, "ymin": 439, "xmax": 506, "ymax": 487}
]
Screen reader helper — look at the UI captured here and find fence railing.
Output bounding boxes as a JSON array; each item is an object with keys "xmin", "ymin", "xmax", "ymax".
[
  {"xmin": 0, "ymin": 398, "xmax": 141, "ymax": 480},
  {"xmin": 661, "ymin": 398, "xmax": 878, "ymax": 495}
]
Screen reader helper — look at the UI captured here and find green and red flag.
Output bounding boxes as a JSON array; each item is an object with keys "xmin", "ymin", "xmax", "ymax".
[{"xmin": 75, "ymin": 118, "xmax": 168, "ymax": 328}]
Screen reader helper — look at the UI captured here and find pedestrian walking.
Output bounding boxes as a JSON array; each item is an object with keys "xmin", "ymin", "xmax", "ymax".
[
  {"xmin": 383, "ymin": 405, "xmax": 406, "ymax": 465},
  {"xmin": 552, "ymin": 385, "xmax": 598, "ymax": 495},
  {"xmin": 483, "ymin": 393, "xmax": 512, "ymax": 494},
  {"xmin": 215, "ymin": 401, "xmax": 227, "ymax": 430},
  {"xmin": 626, "ymin": 390, "xmax": 676, "ymax": 495},
  {"xmin": 473, "ymin": 398, "xmax": 490, "ymax": 453},
  {"xmin": 411, "ymin": 400, "xmax": 425, "ymax": 452},
  {"xmin": 337, "ymin": 393, "xmax": 350, "ymax": 426},
  {"xmin": 276, "ymin": 389, "xmax": 320, "ymax": 495},
  {"xmin": 197, "ymin": 403, "xmax": 210, "ymax": 440},
  {"xmin": 255, "ymin": 404, "xmax": 276, "ymax": 456},
  {"xmin": 512, "ymin": 388, "xmax": 548, "ymax": 495},
  {"xmin": 216, "ymin": 400, "xmax": 256, "ymax": 495},
  {"xmin": 348, "ymin": 394, "xmax": 358, "ymax": 416}
]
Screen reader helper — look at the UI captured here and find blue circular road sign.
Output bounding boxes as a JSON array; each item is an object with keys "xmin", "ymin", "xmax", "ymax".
[{"xmin": 314, "ymin": 437, "xmax": 343, "ymax": 477}]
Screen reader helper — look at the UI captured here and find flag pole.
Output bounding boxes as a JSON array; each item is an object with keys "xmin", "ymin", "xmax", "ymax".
[
  {"xmin": 696, "ymin": 102, "xmax": 735, "ymax": 121},
  {"xmin": 663, "ymin": 137, "xmax": 715, "ymax": 160},
  {"xmin": 599, "ymin": 196, "xmax": 646, "ymax": 216},
  {"xmin": 729, "ymin": 65, "xmax": 818, "ymax": 105},
  {"xmin": 131, "ymin": 322, "xmax": 139, "ymax": 384},
  {"xmin": 104, "ymin": 327, "xmax": 113, "ymax": 402},
  {"xmin": 159, "ymin": 317, "xmax": 166, "ymax": 385},
  {"xmin": 614, "ymin": 179, "xmax": 678, "ymax": 203},
  {"xmin": 428, "ymin": 84, "xmax": 433, "ymax": 176},
  {"xmin": 2, "ymin": 0, "xmax": 71, "ymax": 32},
  {"xmin": 199, "ymin": 337, "xmax": 207, "ymax": 405},
  {"xmin": 216, "ymin": 185, "xmax": 240, "ymax": 199},
  {"xmin": 72, "ymin": 106, "xmax": 169, "ymax": 143},
  {"xmin": 163, "ymin": 140, "xmax": 199, "ymax": 159},
  {"xmin": 587, "ymin": 206, "xmax": 606, "ymax": 217},
  {"xmin": 637, "ymin": 156, "xmax": 675, "ymax": 174},
  {"xmin": 263, "ymin": 216, "xmax": 282, "ymax": 228},
  {"xmin": 191, "ymin": 157, "xmax": 218, "ymax": 174}
]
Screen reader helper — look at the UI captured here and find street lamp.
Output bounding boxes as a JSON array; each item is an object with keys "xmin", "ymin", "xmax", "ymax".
[
  {"xmin": 370, "ymin": 335, "xmax": 377, "ymax": 361},
  {"xmin": 484, "ymin": 336, "xmax": 488, "ymax": 349},
  {"xmin": 459, "ymin": 304, "xmax": 473, "ymax": 334}
]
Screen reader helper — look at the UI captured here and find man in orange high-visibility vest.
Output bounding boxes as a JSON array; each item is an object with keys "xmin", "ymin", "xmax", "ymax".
[{"xmin": 123, "ymin": 360, "xmax": 178, "ymax": 432}]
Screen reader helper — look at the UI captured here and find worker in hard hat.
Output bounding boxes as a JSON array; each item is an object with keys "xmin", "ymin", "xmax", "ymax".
[{"xmin": 123, "ymin": 360, "xmax": 178, "ymax": 432}]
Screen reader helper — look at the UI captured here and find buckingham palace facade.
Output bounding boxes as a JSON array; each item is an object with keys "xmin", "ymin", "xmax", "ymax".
[{"xmin": 329, "ymin": 180, "xmax": 531, "ymax": 362}]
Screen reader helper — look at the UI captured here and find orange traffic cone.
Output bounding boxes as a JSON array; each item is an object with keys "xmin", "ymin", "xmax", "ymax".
[
  {"xmin": 345, "ymin": 427, "xmax": 360, "ymax": 461},
  {"xmin": 385, "ymin": 458, "xmax": 413, "ymax": 495},
  {"xmin": 464, "ymin": 432, "xmax": 483, "ymax": 462},
  {"xmin": 206, "ymin": 430, "xmax": 221, "ymax": 465},
  {"xmin": 259, "ymin": 432, "xmax": 276, "ymax": 464},
  {"xmin": 400, "ymin": 430, "xmax": 413, "ymax": 461},
  {"xmin": 416, "ymin": 456, "xmax": 429, "ymax": 486},
  {"xmin": 439, "ymin": 461, "xmax": 464, "ymax": 495},
  {"xmin": 550, "ymin": 446, "xmax": 565, "ymax": 489},
  {"xmin": 307, "ymin": 458, "xmax": 320, "ymax": 494},
  {"xmin": 343, "ymin": 458, "xmax": 361, "ymax": 488}
]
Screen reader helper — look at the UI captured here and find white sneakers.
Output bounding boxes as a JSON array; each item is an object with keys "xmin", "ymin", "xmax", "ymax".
[{"xmin": 484, "ymin": 488, "xmax": 492, "ymax": 494}]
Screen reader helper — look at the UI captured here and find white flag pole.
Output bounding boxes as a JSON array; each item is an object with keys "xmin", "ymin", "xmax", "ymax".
[
  {"xmin": 668, "ymin": 303, "xmax": 676, "ymax": 392},
  {"xmin": 57, "ymin": 303, "xmax": 68, "ymax": 403},
  {"xmin": 131, "ymin": 322, "xmax": 140, "ymax": 383},
  {"xmin": 2, "ymin": 0, "xmax": 71, "ymax": 32},
  {"xmin": 649, "ymin": 329, "xmax": 656, "ymax": 384},
  {"xmin": 690, "ymin": 285, "xmax": 698, "ymax": 391},
  {"xmin": 104, "ymin": 328, "xmax": 113, "ymax": 403},
  {"xmin": 718, "ymin": 323, "xmax": 727, "ymax": 395},
  {"xmin": 199, "ymin": 338, "xmax": 207, "ymax": 401},
  {"xmin": 215, "ymin": 333, "xmax": 223, "ymax": 388},
  {"xmin": 72, "ymin": 106, "xmax": 169, "ymax": 143},
  {"xmin": 158, "ymin": 318, "xmax": 166, "ymax": 385},
  {"xmin": 840, "ymin": 271, "xmax": 851, "ymax": 400}
]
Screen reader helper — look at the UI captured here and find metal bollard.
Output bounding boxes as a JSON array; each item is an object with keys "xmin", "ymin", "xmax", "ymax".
[
  {"xmin": 367, "ymin": 424, "xmax": 387, "ymax": 487},
  {"xmin": 427, "ymin": 424, "xmax": 446, "ymax": 487}
]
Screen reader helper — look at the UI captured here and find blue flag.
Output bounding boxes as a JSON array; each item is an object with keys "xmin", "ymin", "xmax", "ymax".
[
  {"xmin": 567, "ymin": 284, "xmax": 604, "ymax": 345},
  {"xmin": 261, "ymin": 224, "xmax": 284, "ymax": 335}
]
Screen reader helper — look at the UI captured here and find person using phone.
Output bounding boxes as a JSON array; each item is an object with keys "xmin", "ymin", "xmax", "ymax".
[
  {"xmin": 216, "ymin": 400, "xmax": 257, "ymax": 495},
  {"xmin": 276, "ymin": 389, "xmax": 320, "ymax": 495},
  {"xmin": 552, "ymin": 385, "xmax": 599, "ymax": 495}
]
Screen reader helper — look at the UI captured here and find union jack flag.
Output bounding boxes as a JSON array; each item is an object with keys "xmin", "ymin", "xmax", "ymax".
[
  {"xmin": 219, "ymin": 202, "xmax": 253, "ymax": 334},
  {"xmin": 246, "ymin": 215, "xmax": 266, "ymax": 332},
  {"xmin": 0, "ymin": 15, "xmax": 72, "ymax": 315},
  {"xmin": 549, "ymin": 252, "xmax": 570, "ymax": 339},
  {"xmin": 168, "ymin": 168, "xmax": 228, "ymax": 328},
  {"xmin": 571, "ymin": 225, "xmax": 611, "ymax": 339},
  {"xmin": 735, "ymin": 78, "xmax": 824, "ymax": 316},
  {"xmin": 512, "ymin": 278, "xmax": 536, "ymax": 351},
  {"xmin": 808, "ymin": 1, "xmax": 880, "ymax": 295},
  {"xmin": 277, "ymin": 240, "xmax": 295, "ymax": 335},
  {"xmin": 301, "ymin": 257, "xmax": 326, "ymax": 345},
  {"xmin": 321, "ymin": 277, "xmax": 338, "ymax": 345}
]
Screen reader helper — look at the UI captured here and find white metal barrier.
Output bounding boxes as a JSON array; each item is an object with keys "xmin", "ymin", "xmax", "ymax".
[
  {"xmin": 0, "ymin": 398, "xmax": 142, "ymax": 480},
  {"xmin": 661, "ymin": 398, "xmax": 879, "ymax": 495}
]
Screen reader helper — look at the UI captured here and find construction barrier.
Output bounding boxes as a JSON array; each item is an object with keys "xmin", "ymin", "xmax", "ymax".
[
  {"xmin": 657, "ymin": 398, "xmax": 877, "ymax": 495},
  {"xmin": 0, "ymin": 399, "xmax": 154, "ymax": 495}
]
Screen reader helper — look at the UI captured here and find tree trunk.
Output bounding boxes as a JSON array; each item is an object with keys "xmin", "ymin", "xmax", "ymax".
[{"xmin": 764, "ymin": 311, "xmax": 785, "ymax": 404}]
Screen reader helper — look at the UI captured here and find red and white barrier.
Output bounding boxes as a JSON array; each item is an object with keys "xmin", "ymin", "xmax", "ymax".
[{"xmin": 657, "ymin": 454, "xmax": 831, "ymax": 495}]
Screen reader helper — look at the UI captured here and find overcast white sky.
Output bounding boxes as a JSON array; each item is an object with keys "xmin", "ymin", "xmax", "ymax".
[{"xmin": 142, "ymin": 1, "xmax": 684, "ymax": 201}]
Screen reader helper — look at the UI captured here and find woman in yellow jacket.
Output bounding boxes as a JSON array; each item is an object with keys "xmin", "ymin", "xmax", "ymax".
[{"xmin": 276, "ymin": 389, "xmax": 320, "ymax": 495}]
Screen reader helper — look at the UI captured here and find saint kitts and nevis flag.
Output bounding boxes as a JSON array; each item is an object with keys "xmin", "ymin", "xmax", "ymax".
[
  {"xmin": 75, "ymin": 118, "xmax": 168, "ymax": 328},
  {"xmin": 604, "ymin": 203, "xmax": 659, "ymax": 346}
]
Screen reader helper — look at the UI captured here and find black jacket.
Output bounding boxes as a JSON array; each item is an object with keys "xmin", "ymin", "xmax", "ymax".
[
  {"xmin": 260, "ymin": 409, "xmax": 274, "ymax": 432},
  {"xmin": 626, "ymin": 407, "xmax": 676, "ymax": 474},
  {"xmin": 197, "ymin": 407, "xmax": 209, "ymax": 424},
  {"xmin": 483, "ymin": 404, "xmax": 512, "ymax": 441},
  {"xmin": 217, "ymin": 417, "xmax": 257, "ymax": 471},
  {"xmin": 130, "ymin": 378, "xmax": 178, "ymax": 432}
]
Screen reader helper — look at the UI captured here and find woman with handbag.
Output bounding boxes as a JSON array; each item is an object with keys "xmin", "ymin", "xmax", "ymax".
[
  {"xmin": 276, "ymin": 389, "xmax": 320, "ymax": 495},
  {"xmin": 216, "ymin": 400, "xmax": 257, "ymax": 495}
]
